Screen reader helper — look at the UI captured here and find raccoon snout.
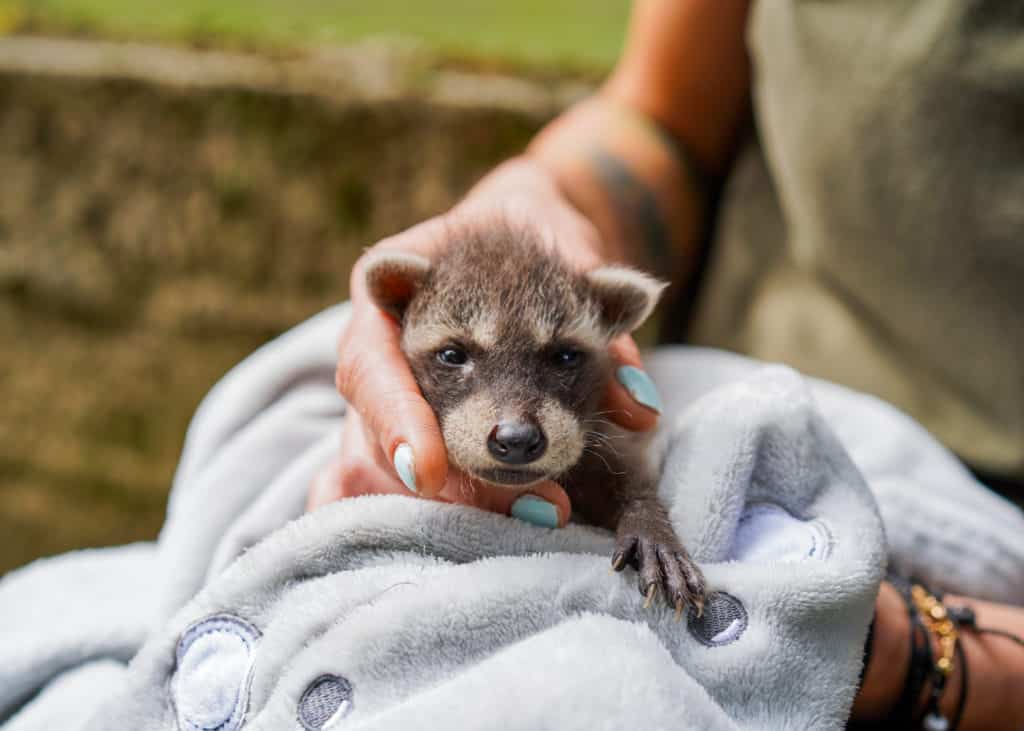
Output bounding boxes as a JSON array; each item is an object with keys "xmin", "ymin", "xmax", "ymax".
[{"xmin": 487, "ymin": 421, "xmax": 547, "ymax": 465}]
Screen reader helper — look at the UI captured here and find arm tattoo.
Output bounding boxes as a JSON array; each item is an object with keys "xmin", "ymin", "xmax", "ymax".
[
  {"xmin": 587, "ymin": 118, "xmax": 712, "ymax": 274},
  {"xmin": 590, "ymin": 148, "xmax": 674, "ymax": 273}
]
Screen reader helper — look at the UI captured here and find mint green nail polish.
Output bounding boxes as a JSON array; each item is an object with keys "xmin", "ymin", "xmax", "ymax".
[
  {"xmin": 393, "ymin": 443, "xmax": 417, "ymax": 493},
  {"xmin": 616, "ymin": 366, "xmax": 663, "ymax": 414},
  {"xmin": 511, "ymin": 495, "xmax": 559, "ymax": 529}
]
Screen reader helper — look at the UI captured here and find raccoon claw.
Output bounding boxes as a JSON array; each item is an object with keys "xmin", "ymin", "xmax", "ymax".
[
  {"xmin": 642, "ymin": 583, "xmax": 658, "ymax": 609},
  {"xmin": 615, "ymin": 532, "xmax": 707, "ymax": 617},
  {"xmin": 659, "ymin": 543, "xmax": 706, "ymax": 618},
  {"xmin": 611, "ymin": 534, "xmax": 638, "ymax": 573}
]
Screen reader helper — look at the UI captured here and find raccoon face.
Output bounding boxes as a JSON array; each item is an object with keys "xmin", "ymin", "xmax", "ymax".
[{"xmin": 363, "ymin": 230, "xmax": 664, "ymax": 488}]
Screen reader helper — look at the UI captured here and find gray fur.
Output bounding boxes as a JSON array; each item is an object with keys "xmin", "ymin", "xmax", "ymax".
[{"xmin": 363, "ymin": 225, "xmax": 660, "ymax": 487}]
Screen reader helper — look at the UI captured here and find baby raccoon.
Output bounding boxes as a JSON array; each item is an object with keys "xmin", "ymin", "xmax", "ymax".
[{"xmin": 363, "ymin": 225, "xmax": 706, "ymax": 615}]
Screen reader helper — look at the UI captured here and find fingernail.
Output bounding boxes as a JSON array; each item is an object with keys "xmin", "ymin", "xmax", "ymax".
[
  {"xmin": 393, "ymin": 443, "xmax": 417, "ymax": 493},
  {"xmin": 511, "ymin": 495, "xmax": 560, "ymax": 529},
  {"xmin": 616, "ymin": 366, "xmax": 663, "ymax": 414}
]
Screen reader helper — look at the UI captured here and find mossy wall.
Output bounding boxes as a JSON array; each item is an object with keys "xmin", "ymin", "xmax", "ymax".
[{"xmin": 0, "ymin": 66, "xmax": 549, "ymax": 572}]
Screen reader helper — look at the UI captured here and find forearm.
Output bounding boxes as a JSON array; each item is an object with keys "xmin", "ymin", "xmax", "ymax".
[
  {"xmin": 526, "ymin": 0, "xmax": 751, "ymax": 284},
  {"xmin": 939, "ymin": 593, "xmax": 1024, "ymax": 729},
  {"xmin": 527, "ymin": 98, "xmax": 705, "ymax": 282}
]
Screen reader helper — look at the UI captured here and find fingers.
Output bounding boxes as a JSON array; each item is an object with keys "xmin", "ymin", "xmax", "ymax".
[
  {"xmin": 306, "ymin": 413, "xmax": 422, "ymax": 512},
  {"xmin": 512, "ymin": 481, "xmax": 571, "ymax": 527},
  {"xmin": 307, "ymin": 454, "xmax": 412, "ymax": 508},
  {"xmin": 434, "ymin": 468, "xmax": 570, "ymax": 528},
  {"xmin": 331, "ymin": 216, "xmax": 455, "ymax": 497},
  {"xmin": 602, "ymin": 335, "xmax": 661, "ymax": 432},
  {"xmin": 308, "ymin": 445, "xmax": 572, "ymax": 533},
  {"xmin": 335, "ymin": 301, "xmax": 449, "ymax": 497},
  {"xmin": 489, "ymin": 481, "xmax": 570, "ymax": 529},
  {"xmin": 307, "ymin": 459, "xmax": 344, "ymax": 512},
  {"xmin": 311, "ymin": 403, "xmax": 571, "ymax": 533}
]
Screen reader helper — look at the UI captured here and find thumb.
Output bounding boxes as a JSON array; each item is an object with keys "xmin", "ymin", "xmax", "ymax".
[
  {"xmin": 336, "ymin": 306, "xmax": 448, "ymax": 497},
  {"xmin": 602, "ymin": 335, "xmax": 661, "ymax": 432},
  {"xmin": 467, "ymin": 480, "xmax": 572, "ymax": 529}
]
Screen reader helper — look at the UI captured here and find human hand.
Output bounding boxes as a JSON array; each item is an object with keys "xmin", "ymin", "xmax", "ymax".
[{"xmin": 307, "ymin": 158, "xmax": 664, "ymax": 525}]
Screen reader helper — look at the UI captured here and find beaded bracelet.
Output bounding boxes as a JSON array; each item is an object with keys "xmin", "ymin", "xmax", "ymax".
[
  {"xmin": 861, "ymin": 577, "xmax": 1024, "ymax": 731},
  {"xmin": 890, "ymin": 582, "xmax": 936, "ymax": 725},
  {"xmin": 911, "ymin": 584, "xmax": 961, "ymax": 731}
]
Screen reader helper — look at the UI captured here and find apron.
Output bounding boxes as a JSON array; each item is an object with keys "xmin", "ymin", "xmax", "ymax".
[{"xmin": 689, "ymin": 0, "xmax": 1024, "ymax": 487}]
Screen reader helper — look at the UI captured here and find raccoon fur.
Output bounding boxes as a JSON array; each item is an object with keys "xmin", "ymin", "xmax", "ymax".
[{"xmin": 363, "ymin": 224, "xmax": 706, "ymax": 613}]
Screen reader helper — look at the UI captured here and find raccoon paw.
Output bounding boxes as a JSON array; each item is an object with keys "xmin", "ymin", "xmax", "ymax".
[{"xmin": 612, "ymin": 531, "xmax": 706, "ymax": 620}]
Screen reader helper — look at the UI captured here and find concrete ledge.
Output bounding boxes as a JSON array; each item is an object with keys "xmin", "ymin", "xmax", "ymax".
[{"xmin": 0, "ymin": 36, "xmax": 591, "ymax": 114}]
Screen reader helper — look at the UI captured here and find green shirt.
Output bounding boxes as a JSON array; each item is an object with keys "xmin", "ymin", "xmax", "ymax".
[{"xmin": 690, "ymin": 0, "xmax": 1024, "ymax": 480}]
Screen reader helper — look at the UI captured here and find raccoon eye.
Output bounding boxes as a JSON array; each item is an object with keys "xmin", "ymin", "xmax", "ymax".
[
  {"xmin": 437, "ymin": 346, "xmax": 469, "ymax": 366},
  {"xmin": 552, "ymin": 348, "xmax": 583, "ymax": 368}
]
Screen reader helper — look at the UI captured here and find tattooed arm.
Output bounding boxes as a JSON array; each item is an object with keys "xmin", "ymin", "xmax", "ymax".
[{"xmin": 528, "ymin": 0, "xmax": 752, "ymax": 292}]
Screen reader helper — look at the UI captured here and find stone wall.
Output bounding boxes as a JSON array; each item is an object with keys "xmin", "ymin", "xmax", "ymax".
[{"xmin": 0, "ymin": 38, "xmax": 582, "ymax": 571}]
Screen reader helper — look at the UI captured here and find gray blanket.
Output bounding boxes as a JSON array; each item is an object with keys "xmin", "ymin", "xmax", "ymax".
[{"xmin": 2, "ymin": 304, "xmax": 1022, "ymax": 730}]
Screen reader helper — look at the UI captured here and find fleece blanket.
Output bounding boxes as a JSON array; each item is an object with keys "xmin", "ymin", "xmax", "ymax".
[{"xmin": 2, "ymin": 304, "xmax": 1022, "ymax": 731}]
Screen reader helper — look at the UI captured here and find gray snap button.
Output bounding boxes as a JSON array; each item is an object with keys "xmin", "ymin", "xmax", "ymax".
[
  {"xmin": 298, "ymin": 674, "xmax": 354, "ymax": 730},
  {"xmin": 688, "ymin": 592, "xmax": 748, "ymax": 647}
]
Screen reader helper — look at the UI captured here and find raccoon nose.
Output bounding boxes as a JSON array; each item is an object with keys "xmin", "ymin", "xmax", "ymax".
[{"xmin": 487, "ymin": 421, "xmax": 547, "ymax": 465}]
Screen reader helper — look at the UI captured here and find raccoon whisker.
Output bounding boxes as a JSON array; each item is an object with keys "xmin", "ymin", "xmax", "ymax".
[
  {"xmin": 586, "ymin": 443, "xmax": 622, "ymax": 461},
  {"xmin": 581, "ymin": 429, "xmax": 628, "ymax": 444},
  {"xmin": 582, "ymin": 430, "xmax": 624, "ymax": 453},
  {"xmin": 579, "ymin": 416, "xmax": 627, "ymax": 434},
  {"xmin": 583, "ymin": 431, "xmax": 618, "ymax": 450},
  {"xmin": 582, "ymin": 446, "xmax": 624, "ymax": 476},
  {"xmin": 587, "ymin": 410, "xmax": 636, "ymax": 424}
]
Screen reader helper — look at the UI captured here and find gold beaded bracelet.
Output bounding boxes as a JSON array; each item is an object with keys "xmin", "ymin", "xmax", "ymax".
[{"xmin": 910, "ymin": 584, "xmax": 960, "ymax": 731}]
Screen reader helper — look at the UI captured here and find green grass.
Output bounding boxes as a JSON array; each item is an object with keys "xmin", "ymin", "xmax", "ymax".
[{"xmin": 7, "ymin": 0, "xmax": 630, "ymax": 71}]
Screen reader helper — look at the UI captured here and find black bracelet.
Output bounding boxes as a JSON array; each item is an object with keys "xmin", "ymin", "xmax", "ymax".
[
  {"xmin": 889, "ymin": 578, "xmax": 934, "ymax": 725},
  {"xmin": 949, "ymin": 637, "xmax": 968, "ymax": 731}
]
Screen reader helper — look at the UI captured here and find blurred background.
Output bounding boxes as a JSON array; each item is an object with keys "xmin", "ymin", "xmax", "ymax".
[{"xmin": 0, "ymin": 1, "xmax": 630, "ymax": 572}]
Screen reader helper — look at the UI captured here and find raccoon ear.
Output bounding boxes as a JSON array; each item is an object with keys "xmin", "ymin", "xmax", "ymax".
[
  {"xmin": 585, "ymin": 266, "xmax": 667, "ymax": 337},
  {"xmin": 362, "ymin": 250, "xmax": 432, "ymax": 320}
]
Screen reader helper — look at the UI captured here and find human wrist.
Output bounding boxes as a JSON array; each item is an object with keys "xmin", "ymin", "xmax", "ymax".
[
  {"xmin": 856, "ymin": 583, "xmax": 1024, "ymax": 730},
  {"xmin": 854, "ymin": 581, "xmax": 913, "ymax": 720},
  {"xmin": 527, "ymin": 94, "xmax": 706, "ymax": 278}
]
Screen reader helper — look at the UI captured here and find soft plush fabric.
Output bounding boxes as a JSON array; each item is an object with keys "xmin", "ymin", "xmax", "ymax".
[{"xmin": 2, "ymin": 304, "xmax": 1021, "ymax": 731}]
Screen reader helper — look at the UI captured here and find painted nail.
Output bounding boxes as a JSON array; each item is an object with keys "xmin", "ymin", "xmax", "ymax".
[
  {"xmin": 616, "ymin": 366, "xmax": 663, "ymax": 414},
  {"xmin": 393, "ymin": 443, "xmax": 417, "ymax": 493},
  {"xmin": 511, "ymin": 495, "xmax": 560, "ymax": 529}
]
